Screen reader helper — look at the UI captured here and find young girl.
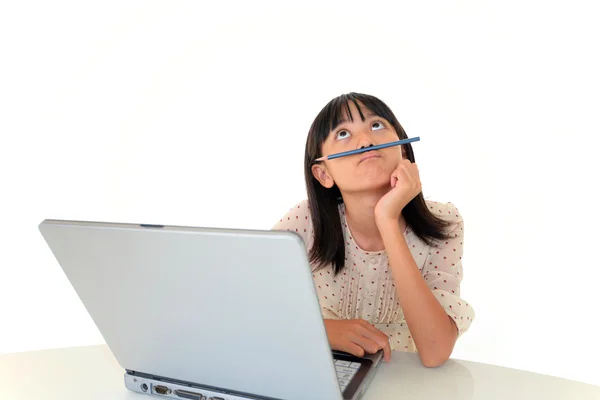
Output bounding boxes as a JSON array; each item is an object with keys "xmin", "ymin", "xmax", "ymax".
[{"xmin": 273, "ymin": 93, "xmax": 474, "ymax": 367}]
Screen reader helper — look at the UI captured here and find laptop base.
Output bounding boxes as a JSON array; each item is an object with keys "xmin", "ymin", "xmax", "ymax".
[{"xmin": 124, "ymin": 372, "xmax": 277, "ymax": 400}]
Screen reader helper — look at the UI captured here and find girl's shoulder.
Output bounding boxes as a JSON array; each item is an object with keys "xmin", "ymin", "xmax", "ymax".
[
  {"xmin": 284, "ymin": 199, "xmax": 311, "ymax": 216},
  {"xmin": 271, "ymin": 199, "xmax": 313, "ymax": 245},
  {"xmin": 424, "ymin": 199, "xmax": 464, "ymax": 224}
]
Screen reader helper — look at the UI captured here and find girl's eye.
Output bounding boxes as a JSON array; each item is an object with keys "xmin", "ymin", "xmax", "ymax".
[
  {"xmin": 372, "ymin": 121, "xmax": 385, "ymax": 131},
  {"xmin": 336, "ymin": 130, "xmax": 351, "ymax": 140}
]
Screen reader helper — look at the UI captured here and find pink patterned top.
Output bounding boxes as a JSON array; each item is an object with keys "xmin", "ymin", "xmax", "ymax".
[{"xmin": 272, "ymin": 199, "xmax": 474, "ymax": 352}]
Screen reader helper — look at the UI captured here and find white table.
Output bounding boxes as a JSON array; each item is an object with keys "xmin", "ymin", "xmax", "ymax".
[{"xmin": 1, "ymin": 345, "xmax": 598, "ymax": 400}]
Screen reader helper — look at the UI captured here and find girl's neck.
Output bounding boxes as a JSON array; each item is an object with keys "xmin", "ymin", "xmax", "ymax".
[{"xmin": 342, "ymin": 190, "xmax": 405, "ymax": 252}]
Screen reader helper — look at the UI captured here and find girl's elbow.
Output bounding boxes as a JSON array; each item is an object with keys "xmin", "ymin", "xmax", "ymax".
[
  {"xmin": 421, "ymin": 355, "xmax": 448, "ymax": 368},
  {"xmin": 418, "ymin": 347, "xmax": 452, "ymax": 368}
]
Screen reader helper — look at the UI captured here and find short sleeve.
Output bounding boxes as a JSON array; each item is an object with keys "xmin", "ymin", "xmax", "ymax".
[
  {"xmin": 271, "ymin": 199, "xmax": 312, "ymax": 248},
  {"xmin": 422, "ymin": 202, "xmax": 474, "ymax": 336}
]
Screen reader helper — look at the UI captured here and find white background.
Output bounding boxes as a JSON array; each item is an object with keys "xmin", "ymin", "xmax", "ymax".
[{"xmin": 1, "ymin": 0, "xmax": 599, "ymax": 387}]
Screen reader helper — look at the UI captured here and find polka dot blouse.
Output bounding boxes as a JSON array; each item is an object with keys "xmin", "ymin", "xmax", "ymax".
[{"xmin": 272, "ymin": 199, "xmax": 474, "ymax": 353}]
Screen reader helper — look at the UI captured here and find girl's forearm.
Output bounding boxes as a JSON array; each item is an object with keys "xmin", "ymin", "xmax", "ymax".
[{"xmin": 377, "ymin": 218, "xmax": 457, "ymax": 367}]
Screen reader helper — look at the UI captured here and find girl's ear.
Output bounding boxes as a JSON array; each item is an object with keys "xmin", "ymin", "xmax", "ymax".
[{"xmin": 311, "ymin": 163, "xmax": 335, "ymax": 188}]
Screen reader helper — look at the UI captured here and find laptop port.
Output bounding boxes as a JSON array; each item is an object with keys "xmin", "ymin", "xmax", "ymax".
[
  {"xmin": 141, "ymin": 383, "xmax": 148, "ymax": 392},
  {"xmin": 154, "ymin": 385, "xmax": 171, "ymax": 395},
  {"xmin": 174, "ymin": 389, "xmax": 205, "ymax": 400}
]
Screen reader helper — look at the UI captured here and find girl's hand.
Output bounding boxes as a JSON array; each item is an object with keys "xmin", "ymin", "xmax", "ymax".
[
  {"xmin": 374, "ymin": 158, "xmax": 422, "ymax": 224},
  {"xmin": 324, "ymin": 319, "xmax": 392, "ymax": 362}
]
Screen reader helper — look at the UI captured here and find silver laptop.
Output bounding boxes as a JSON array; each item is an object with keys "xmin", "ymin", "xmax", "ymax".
[{"xmin": 38, "ymin": 219, "xmax": 383, "ymax": 400}]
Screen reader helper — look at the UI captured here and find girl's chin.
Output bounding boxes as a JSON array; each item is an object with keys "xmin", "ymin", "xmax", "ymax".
[{"xmin": 340, "ymin": 180, "xmax": 394, "ymax": 195}]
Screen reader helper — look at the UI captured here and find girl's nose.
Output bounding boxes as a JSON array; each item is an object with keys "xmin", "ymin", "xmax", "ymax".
[{"xmin": 356, "ymin": 132, "xmax": 375, "ymax": 150}]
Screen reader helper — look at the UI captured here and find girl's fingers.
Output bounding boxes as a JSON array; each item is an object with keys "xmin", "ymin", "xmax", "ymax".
[
  {"xmin": 392, "ymin": 160, "xmax": 421, "ymax": 193},
  {"xmin": 348, "ymin": 332, "xmax": 384, "ymax": 355},
  {"xmin": 401, "ymin": 161, "xmax": 420, "ymax": 189},
  {"xmin": 341, "ymin": 340, "xmax": 366, "ymax": 358},
  {"xmin": 359, "ymin": 326, "xmax": 392, "ymax": 362},
  {"xmin": 390, "ymin": 171, "xmax": 399, "ymax": 188}
]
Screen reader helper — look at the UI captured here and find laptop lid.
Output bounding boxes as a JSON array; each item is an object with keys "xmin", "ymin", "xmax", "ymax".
[{"xmin": 38, "ymin": 219, "xmax": 343, "ymax": 400}]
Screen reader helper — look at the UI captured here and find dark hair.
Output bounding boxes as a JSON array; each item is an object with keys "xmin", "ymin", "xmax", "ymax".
[{"xmin": 304, "ymin": 92, "xmax": 453, "ymax": 276}]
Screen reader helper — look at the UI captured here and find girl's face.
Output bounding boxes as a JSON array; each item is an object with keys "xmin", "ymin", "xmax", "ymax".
[{"xmin": 311, "ymin": 101, "xmax": 403, "ymax": 194}]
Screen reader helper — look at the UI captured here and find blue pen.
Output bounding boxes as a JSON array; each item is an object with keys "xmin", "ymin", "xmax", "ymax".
[{"xmin": 314, "ymin": 137, "xmax": 420, "ymax": 162}]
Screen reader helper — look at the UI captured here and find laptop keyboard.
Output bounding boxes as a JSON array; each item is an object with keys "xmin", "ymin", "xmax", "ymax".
[{"xmin": 334, "ymin": 359, "xmax": 361, "ymax": 392}]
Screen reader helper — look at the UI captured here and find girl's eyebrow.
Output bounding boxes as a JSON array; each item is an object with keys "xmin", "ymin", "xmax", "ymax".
[
  {"xmin": 328, "ymin": 113, "xmax": 382, "ymax": 141},
  {"xmin": 335, "ymin": 112, "xmax": 378, "ymax": 130}
]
